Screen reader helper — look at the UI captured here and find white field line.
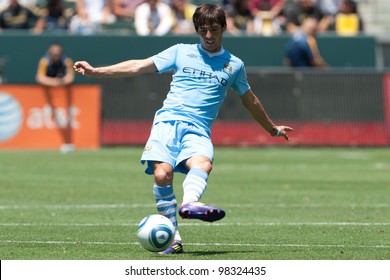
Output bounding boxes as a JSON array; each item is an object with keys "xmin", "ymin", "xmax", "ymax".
[
  {"xmin": 1, "ymin": 222, "xmax": 390, "ymax": 227},
  {"xmin": 1, "ymin": 203, "xmax": 390, "ymax": 210},
  {"xmin": 1, "ymin": 239, "xmax": 390, "ymax": 249}
]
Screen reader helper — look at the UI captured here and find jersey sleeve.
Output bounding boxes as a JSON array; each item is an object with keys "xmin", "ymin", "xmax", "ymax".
[
  {"xmin": 64, "ymin": 57, "xmax": 74, "ymax": 74},
  {"xmin": 306, "ymin": 36, "xmax": 316, "ymax": 59},
  {"xmin": 151, "ymin": 44, "xmax": 178, "ymax": 74},
  {"xmin": 36, "ymin": 58, "xmax": 49, "ymax": 76},
  {"xmin": 230, "ymin": 62, "xmax": 250, "ymax": 96}
]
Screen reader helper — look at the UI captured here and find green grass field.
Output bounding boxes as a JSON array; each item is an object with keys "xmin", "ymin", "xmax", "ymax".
[{"xmin": 1, "ymin": 147, "xmax": 389, "ymax": 260}]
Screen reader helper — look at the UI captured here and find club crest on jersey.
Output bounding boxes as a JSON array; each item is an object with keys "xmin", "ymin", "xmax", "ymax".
[{"xmin": 224, "ymin": 63, "xmax": 232, "ymax": 74}]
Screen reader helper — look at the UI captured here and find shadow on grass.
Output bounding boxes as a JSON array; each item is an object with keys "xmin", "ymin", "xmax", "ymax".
[
  {"xmin": 186, "ymin": 251, "xmax": 229, "ymax": 257},
  {"xmin": 185, "ymin": 249, "xmax": 264, "ymax": 257}
]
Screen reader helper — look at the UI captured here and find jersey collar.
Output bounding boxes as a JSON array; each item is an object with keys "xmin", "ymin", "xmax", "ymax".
[{"xmin": 198, "ymin": 44, "xmax": 225, "ymax": 57}]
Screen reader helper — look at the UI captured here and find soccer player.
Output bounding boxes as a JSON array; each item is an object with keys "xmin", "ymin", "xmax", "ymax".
[{"xmin": 74, "ymin": 4, "xmax": 293, "ymax": 254}]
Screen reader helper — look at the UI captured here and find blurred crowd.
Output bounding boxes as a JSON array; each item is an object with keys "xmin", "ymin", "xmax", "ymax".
[{"xmin": 0, "ymin": 0, "xmax": 364, "ymax": 36}]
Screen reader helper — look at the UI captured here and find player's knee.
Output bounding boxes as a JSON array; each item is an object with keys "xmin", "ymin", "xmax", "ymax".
[
  {"xmin": 154, "ymin": 168, "xmax": 173, "ymax": 186},
  {"xmin": 186, "ymin": 156, "xmax": 213, "ymax": 174},
  {"xmin": 196, "ymin": 159, "xmax": 212, "ymax": 174}
]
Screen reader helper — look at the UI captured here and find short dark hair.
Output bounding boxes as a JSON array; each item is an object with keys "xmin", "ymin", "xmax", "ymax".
[{"xmin": 192, "ymin": 4, "xmax": 227, "ymax": 32}]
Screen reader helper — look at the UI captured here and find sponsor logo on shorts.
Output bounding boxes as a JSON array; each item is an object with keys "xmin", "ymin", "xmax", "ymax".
[{"xmin": 143, "ymin": 144, "xmax": 152, "ymax": 153}]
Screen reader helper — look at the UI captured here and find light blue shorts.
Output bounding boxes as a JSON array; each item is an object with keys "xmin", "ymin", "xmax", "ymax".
[{"xmin": 141, "ymin": 121, "xmax": 214, "ymax": 175}]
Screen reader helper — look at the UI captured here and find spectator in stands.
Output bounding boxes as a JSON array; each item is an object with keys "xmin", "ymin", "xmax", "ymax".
[
  {"xmin": 170, "ymin": 0, "xmax": 196, "ymax": 34},
  {"xmin": 0, "ymin": 0, "xmax": 39, "ymax": 30},
  {"xmin": 34, "ymin": 0, "xmax": 71, "ymax": 33},
  {"xmin": 316, "ymin": 0, "xmax": 363, "ymax": 35},
  {"xmin": 0, "ymin": 0, "xmax": 40, "ymax": 10},
  {"xmin": 134, "ymin": 0, "xmax": 174, "ymax": 36},
  {"xmin": 248, "ymin": 0, "xmax": 285, "ymax": 35},
  {"xmin": 334, "ymin": 0, "xmax": 363, "ymax": 35},
  {"xmin": 284, "ymin": 0, "xmax": 322, "ymax": 33},
  {"xmin": 315, "ymin": 0, "xmax": 340, "ymax": 32},
  {"xmin": 316, "ymin": 0, "xmax": 340, "ymax": 16},
  {"xmin": 36, "ymin": 42, "xmax": 75, "ymax": 153},
  {"xmin": 69, "ymin": 0, "xmax": 116, "ymax": 35},
  {"xmin": 111, "ymin": 0, "xmax": 143, "ymax": 22},
  {"xmin": 284, "ymin": 16, "xmax": 328, "ymax": 68},
  {"xmin": 1, "ymin": 0, "xmax": 45, "ymax": 19},
  {"xmin": 224, "ymin": 0, "xmax": 254, "ymax": 35}
]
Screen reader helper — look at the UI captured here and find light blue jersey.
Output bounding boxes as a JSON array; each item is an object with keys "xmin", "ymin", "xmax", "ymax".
[
  {"xmin": 142, "ymin": 44, "xmax": 251, "ymax": 174},
  {"xmin": 151, "ymin": 43, "xmax": 250, "ymax": 134}
]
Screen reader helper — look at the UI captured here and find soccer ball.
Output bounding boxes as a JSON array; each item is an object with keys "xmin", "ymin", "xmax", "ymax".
[{"xmin": 136, "ymin": 214, "xmax": 175, "ymax": 252}]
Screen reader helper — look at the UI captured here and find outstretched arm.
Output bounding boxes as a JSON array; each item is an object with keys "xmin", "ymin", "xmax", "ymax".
[
  {"xmin": 240, "ymin": 89, "xmax": 293, "ymax": 141},
  {"xmin": 73, "ymin": 58, "xmax": 157, "ymax": 78}
]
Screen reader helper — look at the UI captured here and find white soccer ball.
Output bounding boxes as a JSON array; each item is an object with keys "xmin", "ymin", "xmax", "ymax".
[{"xmin": 136, "ymin": 214, "xmax": 175, "ymax": 252}]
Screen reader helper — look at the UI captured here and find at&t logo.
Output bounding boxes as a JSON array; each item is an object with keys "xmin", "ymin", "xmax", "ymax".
[{"xmin": 0, "ymin": 93, "xmax": 23, "ymax": 142}]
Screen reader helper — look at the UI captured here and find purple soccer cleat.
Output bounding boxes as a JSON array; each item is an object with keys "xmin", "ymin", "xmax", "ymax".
[
  {"xmin": 157, "ymin": 241, "xmax": 184, "ymax": 255},
  {"xmin": 179, "ymin": 202, "xmax": 225, "ymax": 222}
]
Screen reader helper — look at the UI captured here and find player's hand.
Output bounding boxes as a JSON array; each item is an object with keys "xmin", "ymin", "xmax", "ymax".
[
  {"xmin": 73, "ymin": 61, "xmax": 94, "ymax": 77},
  {"xmin": 271, "ymin": 125, "xmax": 294, "ymax": 141},
  {"xmin": 62, "ymin": 75, "xmax": 74, "ymax": 85}
]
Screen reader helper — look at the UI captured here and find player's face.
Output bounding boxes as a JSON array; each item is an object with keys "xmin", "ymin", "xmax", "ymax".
[
  {"xmin": 197, "ymin": 24, "xmax": 225, "ymax": 53},
  {"xmin": 48, "ymin": 45, "xmax": 63, "ymax": 63}
]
